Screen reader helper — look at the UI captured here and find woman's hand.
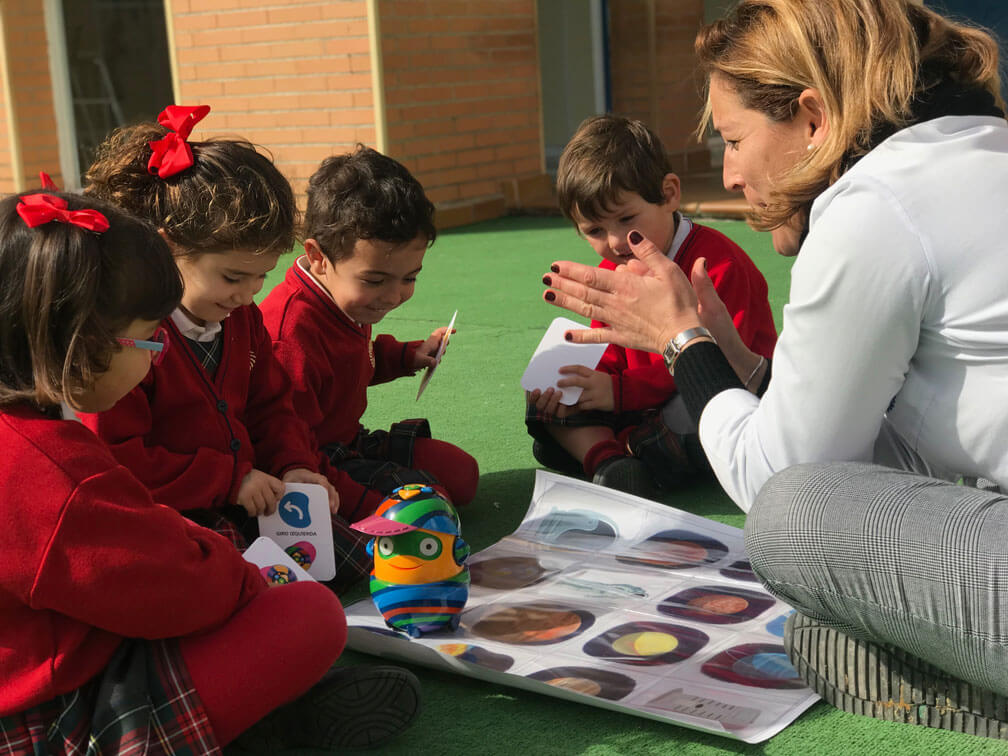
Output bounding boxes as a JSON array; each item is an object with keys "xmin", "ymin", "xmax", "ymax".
[
  {"xmin": 542, "ymin": 230, "xmax": 703, "ymax": 354},
  {"xmin": 689, "ymin": 256, "xmax": 766, "ymax": 389}
]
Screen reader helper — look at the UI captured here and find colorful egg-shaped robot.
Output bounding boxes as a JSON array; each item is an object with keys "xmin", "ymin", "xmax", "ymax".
[{"xmin": 351, "ymin": 484, "xmax": 470, "ymax": 638}]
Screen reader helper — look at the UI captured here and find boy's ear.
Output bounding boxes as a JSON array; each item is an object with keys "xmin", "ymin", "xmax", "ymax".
[
  {"xmin": 304, "ymin": 238, "xmax": 328, "ymax": 275},
  {"xmin": 660, "ymin": 173, "xmax": 681, "ymax": 209}
]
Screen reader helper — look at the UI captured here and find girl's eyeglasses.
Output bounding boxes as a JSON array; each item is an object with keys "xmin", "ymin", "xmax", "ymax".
[{"xmin": 116, "ymin": 326, "xmax": 169, "ymax": 366}]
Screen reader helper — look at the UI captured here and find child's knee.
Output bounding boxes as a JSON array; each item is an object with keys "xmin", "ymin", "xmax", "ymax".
[{"xmin": 274, "ymin": 582, "xmax": 348, "ymax": 664}]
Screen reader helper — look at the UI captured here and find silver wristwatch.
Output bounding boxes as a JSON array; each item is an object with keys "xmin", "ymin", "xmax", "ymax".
[{"xmin": 662, "ymin": 327, "xmax": 714, "ymax": 375}]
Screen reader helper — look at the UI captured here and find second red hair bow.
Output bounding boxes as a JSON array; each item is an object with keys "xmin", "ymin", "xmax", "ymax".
[
  {"xmin": 16, "ymin": 193, "xmax": 110, "ymax": 232},
  {"xmin": 147, "ymin": 104, "xmax": 211, "ymax": 179}
]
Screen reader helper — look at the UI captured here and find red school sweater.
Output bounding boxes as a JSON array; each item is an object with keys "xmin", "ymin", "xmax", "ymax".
[
  {"xmin": 260, "ymin": 260, "xmax": 422, "ymax": 449},
  {"xmin": 0, "ymin": 404, "xmax": 265, "ymax": 715},
  {"xmin": 80, "ymin": 305, "xmax": 318, "ymax": 511},
  {"xmin": 260, "ymin": 261, "xmax": 422, "ymax": 514},
  {"xmin": 594, "ymin": 222, "xmax": 778, "ymax": 413}
]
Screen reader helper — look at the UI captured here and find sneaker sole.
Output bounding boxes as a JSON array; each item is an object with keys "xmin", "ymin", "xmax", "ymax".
[
  {"xmin": 785, "ymin": 612, "xmax": 1008, "ymax": 739},
  {"xmin": 243, "ymin": 665, "xmax": 422, "ymax": 751},
  {"xmin": 306, "ymin": 665, "xmax": 422, "ymax": 750}
]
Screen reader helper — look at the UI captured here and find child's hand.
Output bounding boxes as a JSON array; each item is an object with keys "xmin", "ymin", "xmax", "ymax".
[
  {"xmin": 236, "ymin": 469, "xmax": 284, "ymax": 516},
  {"xmin": 526, "ymin": 388, "xmax": 573, "ymax": 420},
  {"xmin": 283, "ymin": 468, "xmax": 340, "ymax": 513},
  {"xmin": 556, "ymin": 366, "xmax": 615, "ymax": 412},
  {"xmin": 413, "ymin": 326, "xmax": 454, "ymax": 369}
]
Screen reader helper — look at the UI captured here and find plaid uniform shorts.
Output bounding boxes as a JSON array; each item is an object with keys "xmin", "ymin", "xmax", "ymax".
[
  {"xmin": 0, "ymin": 639, "xmax": 218, "ymax": 756},
  {"xmin": 322, "ymin": 418, "xmax": 441, "ymax": 593}
]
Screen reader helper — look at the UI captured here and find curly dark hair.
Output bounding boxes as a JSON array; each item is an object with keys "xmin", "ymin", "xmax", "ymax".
[
  {"xmin": 304, "ymin": 145, "xmax": 436, "ymax": 262},
  {"xmin": 84, "ymin": 122, "xmax": 296, "ymax": 256},
  {"xmin": 0, "ymin": 191, "xmax": 181, "ymax": 409}
]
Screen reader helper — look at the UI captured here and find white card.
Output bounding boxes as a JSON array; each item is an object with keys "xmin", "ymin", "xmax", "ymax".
[
  {"xmin": 243, "ymin": 536, "xmax": 315, "ymax": 585},
  {"xmin": 521, "ymin": 317, "xmax": 609, "ymax": 405},
  {"xmin": 416, "ymin": 309, "xmax": 457, "ymax": 400},
  {"xmin": 257, "ymin": 483, "xmax": 336, "ymax": 581}
]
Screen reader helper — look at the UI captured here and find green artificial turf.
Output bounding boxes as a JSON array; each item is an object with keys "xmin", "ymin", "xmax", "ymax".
[{"xmin": 242, "ymin": 216, "xmax": 1003, "ymax": 755}]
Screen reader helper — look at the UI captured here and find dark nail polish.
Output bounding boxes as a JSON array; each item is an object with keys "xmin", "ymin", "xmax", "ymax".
[
  {"xmin": 544, "ymin": 291, "xmax": 556, "ymax": 302},
  {"xmin": 542, "ymin": 275, "xmax": 551, "ymax": 285},
  {"xmin": 564, "ymin": 331, "xmax": 573, "ymax": 341},
  {"xmin": 550, "ymin": 264, "xmax": 560, "ymax": 273},
  {"xmin": 629, "ymin": 230, "xmax": 643, "ymax": 244}
]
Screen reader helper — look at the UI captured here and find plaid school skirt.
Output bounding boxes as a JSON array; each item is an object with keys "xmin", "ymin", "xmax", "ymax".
[{"xmin": 0, "ymin": 639, "xmax": 219, "ymax": 756}]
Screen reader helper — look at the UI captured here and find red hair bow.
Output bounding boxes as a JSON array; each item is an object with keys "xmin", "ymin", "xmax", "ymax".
[
  {"xmin": 39, "ymin": 171, "xmax": 58, "ymax": 190},
  {"xmin": 147, "ymin": 104, "xmax": 211, "ymax": 179},
  {"xmin": 16, "ymin": 193, "xmax": 110, "ymax": 232}
]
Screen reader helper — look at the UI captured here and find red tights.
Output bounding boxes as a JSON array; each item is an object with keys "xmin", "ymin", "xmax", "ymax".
[
  {"xmin": 179, "ymin": 582, "xmax": 346, "ymax": 746},
  {"xmin": 413, "ymin": 438, "xmax": 479, "ymax": 506}
]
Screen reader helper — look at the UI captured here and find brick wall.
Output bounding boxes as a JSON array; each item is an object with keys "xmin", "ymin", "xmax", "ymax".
[
  {"xmin": 0, "ymin": 0, "xmax": 62, "ymax": 192},
  {"xmin": 168, "ymin": 0, "xmax": 376, "ymax": 198},
  {"xmin": 168, "ymin": 0, "xmax": 545, "ymax": 225},
  {"xmin": 609, "ymin": 0, "xmax": 708, "ymax": 173},
  {"xmin": 379, "ymin": 0, "xmax": 543, "ymax": 220}
]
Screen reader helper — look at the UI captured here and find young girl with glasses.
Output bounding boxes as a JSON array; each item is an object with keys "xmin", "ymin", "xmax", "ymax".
[{"xmin": 0, "ymin": 189, "xmax": 420, "ymax": 752}]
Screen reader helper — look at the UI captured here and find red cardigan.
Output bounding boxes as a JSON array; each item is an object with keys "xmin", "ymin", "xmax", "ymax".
[
  {"xmin": 0, "ymin": 404, "xmax": 265, "ymax": 714},
  {"xmin": 594, "ymin": 222, "xmax": 778, "ymax": 412},
  {"xmin": 80, "ymin": 305, "xmax": 318, "ymax": 511},
  {"xmin": 260, "ymin": 261, "xmax": 421, "ymax": 516}
]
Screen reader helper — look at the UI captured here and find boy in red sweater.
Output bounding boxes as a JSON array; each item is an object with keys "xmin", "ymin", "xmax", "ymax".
[
  {"xmin": 261, "ymin": 146, "xmax": 479, "ymax": 588},
  {"xmin": 527, "ymin": 115, "xmax": 777, "ymax": 498}
]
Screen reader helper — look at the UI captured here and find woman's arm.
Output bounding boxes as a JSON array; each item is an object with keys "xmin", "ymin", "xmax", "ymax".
[
  {"xmin": 546, "ymin": 179, "xmax": 928, "ymax": 511},
  {"xmin": 543, "ymin": 242, "xmax": 767, "ymax": 391}
]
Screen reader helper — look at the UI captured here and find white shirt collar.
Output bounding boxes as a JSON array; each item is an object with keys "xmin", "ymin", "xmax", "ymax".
[
  {"xmin": 297, "ymin": 255, "xmax": 362, "ymax": 326},
  {"xmin": 170, "ymin": 307, "xmax": 222, "ymax": 343},
  {"xmin": 667, "ymin": 212, "xmax": 692, "ymax": 261},
  {"xmin": 60, "ymin": 401, "xmax": 80, "ymax": 422},
  {"xmin": 297, "ymin": 255, "xmax": 337, "ymax": 304}
]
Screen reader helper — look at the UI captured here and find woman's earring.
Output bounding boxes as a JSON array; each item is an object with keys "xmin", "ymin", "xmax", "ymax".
[{"xmin": 807, "ymin": 144, "xmax": 815, "ymax": 151}]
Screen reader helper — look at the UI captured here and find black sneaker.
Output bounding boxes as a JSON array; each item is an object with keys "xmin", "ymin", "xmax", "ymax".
[
  {"xmin": 236, "ymin": 665, "xmax": 421, "ymax": 751},
  {"xmin": 784, "ymin": 612, "xmax": 1008, "ymax": 739},
  {"xmin": 591, "ymin": 456, "xmax": 662, "ymax": 500}
]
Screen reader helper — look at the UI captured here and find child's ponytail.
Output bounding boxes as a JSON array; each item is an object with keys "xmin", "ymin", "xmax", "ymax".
[{"xmin": 86, "ymin": 106, "xmax": 296, "ymax": 257}]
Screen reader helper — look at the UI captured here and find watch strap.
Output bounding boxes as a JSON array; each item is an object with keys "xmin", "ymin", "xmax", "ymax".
[{"xmin": 662, "ymin": 326, "xmax": 714, "ymax": 375}]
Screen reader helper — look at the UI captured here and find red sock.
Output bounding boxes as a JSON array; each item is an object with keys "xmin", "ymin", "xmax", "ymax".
[
  {"xmin": 582, "ymin": 439, "xmax": 626, "ymax": 478},
  {"xmin": 180, "ymin": 581, "xmax": 347, "ymax": 745},
  {"xmin": 413, "ymin": 438, "xmax": 479, "ymax": 506}
]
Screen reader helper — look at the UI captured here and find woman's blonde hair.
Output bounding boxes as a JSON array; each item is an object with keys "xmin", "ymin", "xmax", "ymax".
[{"xmin": 695, "ymin": 0, "xmax": 1005, "ymax": 231}]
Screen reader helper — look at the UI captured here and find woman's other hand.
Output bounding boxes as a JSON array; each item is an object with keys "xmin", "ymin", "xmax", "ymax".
[{"xmin": 690, "ymin": 256, "xmax": 766, "ymax": 389}]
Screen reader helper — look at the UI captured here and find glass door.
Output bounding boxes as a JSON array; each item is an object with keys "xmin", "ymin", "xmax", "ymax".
[{"xmin": 60, "ymin": 0, "xmax": 173, "ymax": 175}]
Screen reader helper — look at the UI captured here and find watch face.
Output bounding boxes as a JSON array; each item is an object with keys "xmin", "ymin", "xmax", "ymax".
[{"xmin": 662, "ymin": 339, "xmax": 677, "ymax": 369}]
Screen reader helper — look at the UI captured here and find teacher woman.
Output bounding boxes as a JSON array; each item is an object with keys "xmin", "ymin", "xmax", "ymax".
[{"xmin": 542, "ymin": 0, "xmax": 1008, "ymax": 740}]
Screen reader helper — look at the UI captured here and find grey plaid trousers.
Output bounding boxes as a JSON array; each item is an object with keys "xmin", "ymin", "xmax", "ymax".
[{"xmin": 745, "ymin": 461, "xmax": 1008, "ymax": 697}]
